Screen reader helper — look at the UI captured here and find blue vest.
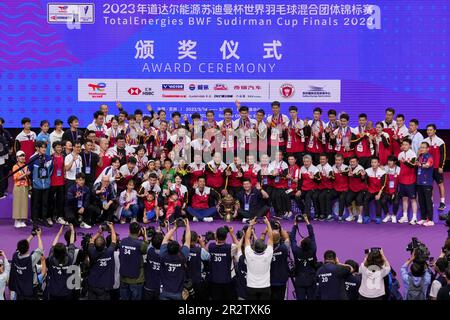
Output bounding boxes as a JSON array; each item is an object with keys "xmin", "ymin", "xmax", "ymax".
[
  {"xmin": 208, "ymin": 243, "xmax": 232, "ymax": 284},
  {"xmin": 235, "ymin": 255, "xmax": 247, "ymax": 299},
  {"xmin": 144, "ymin": 247, "xmax": 161, "ymax": 291},
  {"xmin": 417, "ymin": 153, "xmax": 434, "ymax": 186},
  {"xmin": 119, "ymin": 237, "xmax": 143, "ymax": 278},
  {"xmin": 293, "ymin": 248, "xmax": 317, "ymax": 287},
  {"xmin": 270, "ymin": 243, "xmax": 290, "ymax": 285},
  {"xmin": 187, "ymin": 246, "xmax": 202, "ymax": 284},
  {"xmin": 316, "ymin": 263, "xmax": 349, "ymax": 300},
  {"xmin": 88, "ymin": 247, "xmax": 115, "ymax": 289},
  {"xmin": 10, "ymin": 251, "xmax": 34, "ymax": 297},
  {"xmin": 46, "ymin": 256, "xmax": 74, "ymax": 297},
  {"xmin": 344, "ymin": 273, "xmax": 362, "ymax": 300},
  {"xmin": 160, "ymin": 251, "xmax": 186, "ymax": 295}
]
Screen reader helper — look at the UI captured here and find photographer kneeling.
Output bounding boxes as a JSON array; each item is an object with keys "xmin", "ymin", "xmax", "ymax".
[{"xmin": 358, "ymin": 248, "xmax": 391, "ymax": 300}]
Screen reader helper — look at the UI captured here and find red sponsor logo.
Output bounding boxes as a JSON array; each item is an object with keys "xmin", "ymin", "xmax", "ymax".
[
  {"xmin": 280, "ymin": 84, "xmax": 295, "ymax": 98},
  {"xmin": 128, "ymin": 87, "xmax": 142, "ymax": 95}
]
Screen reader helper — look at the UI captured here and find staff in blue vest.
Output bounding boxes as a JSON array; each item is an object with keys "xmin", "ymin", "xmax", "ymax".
[
  {"xmin": 268, "ymin": 223, "xmax": 291, "ymax": 300},
  {"xmin": 119, "ymin": 222, "xmax": 149, "ymax": 300},
  {"xmin": 143, "ymin": 232, "xmax": 164, "ymax": 300},
  {"xmin": 87, "ymin": 222, "xmax": 117, "ymax": 300},
  {"xmin": 208, "ymin": 225, "xmax": 239, "ymax": 300},
  {"xmin": 45, "ymin": 224, "xmax": 76, "ymax": 300},
  {"xmin": 9, "ymin": 227, "xmax": 44, "ymax": 300},
  {"xmin": 159, "ymin": 219, "xmax": 191, "ymax": 300}
]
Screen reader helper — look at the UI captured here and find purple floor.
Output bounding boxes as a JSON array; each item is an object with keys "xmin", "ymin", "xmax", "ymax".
[{"xmin": 0, "ymin": 175, "xmax": 449, "ymax": 299}]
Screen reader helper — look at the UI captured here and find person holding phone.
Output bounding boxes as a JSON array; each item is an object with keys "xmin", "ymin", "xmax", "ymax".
[{"xmin": 358, "ymin": 248, "xmax": 391, "ymax": 299}]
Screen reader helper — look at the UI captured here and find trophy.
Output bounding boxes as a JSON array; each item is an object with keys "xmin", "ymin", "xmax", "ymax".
[{"xmin": 218, "ymin": 194, "xmax": 238, "ymax": 222}]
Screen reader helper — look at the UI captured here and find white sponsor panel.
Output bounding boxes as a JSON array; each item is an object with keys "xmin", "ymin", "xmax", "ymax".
[
  {"xmin": 78, "ymin": 79, "xmax": 340, "ymax": 102},
  {"xmin": 48, "ymin": 3, "xmax": 95, "ymax": 24}
]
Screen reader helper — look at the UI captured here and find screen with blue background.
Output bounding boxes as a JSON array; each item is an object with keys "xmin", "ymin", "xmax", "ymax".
[{"xmin": 0, "ymin": 0, "xmax": 448, "ymax": 128}]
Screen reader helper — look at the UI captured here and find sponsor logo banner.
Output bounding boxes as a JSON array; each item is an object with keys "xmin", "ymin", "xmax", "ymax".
[
  {"xmin": 48, "ymin": 3, "xmax": 95, "ymax": 24},
  {"xmin": 78, "ymin": 79, "xmax": 340, "ymax": 102}
]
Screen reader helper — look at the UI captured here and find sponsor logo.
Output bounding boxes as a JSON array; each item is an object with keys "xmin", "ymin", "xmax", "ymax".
[
  {"xmin": 58, "ymin": 5, "xmax": 68, "ymax": 12},
  {"xmin": 128, "ymin": 87, "xmax": 142, "ymax": 95},
  {"xmin": 233, "ymin": 85, "xmax": 262, "ymax": 90},
  {"xmin": 280, "ymin": 83, "xmax": 295, "ymax": 98},
  {"xmin": 83, "ymin": 5, "xmax": 89, "ymax": 15},
  {"xmin": 214, "ymin": 94, "xmax": 233, "ymax": 98},
  {"xmin": 189, "ymin": 84, "xmax": 209, "ymax": 91},
  {"xmin": 189, "ymin": 84, "xmax": 196, "ymax": 91},
  {"xmin": 302, "ymin": 85, "xmax": 331, "ymax": 98},
  {"xmin": 142, "ymin": 87, "xmax": 154, "ymax": 96},
  {"xmin": 162, "ymin": 84, "xmax": 184, "ymax": 91},
  {"xmin": 87, "ymin": 83, "xmax": 107, "ymax": 99},
  {"xmin": 214, "ymin": 83, "xmax": 228, "ymax": 90}
]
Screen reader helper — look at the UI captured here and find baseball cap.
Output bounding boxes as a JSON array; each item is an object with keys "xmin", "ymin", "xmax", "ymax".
[{"xmin": 16, "ymin": 150, "xmax": 25, "ymax": 157}]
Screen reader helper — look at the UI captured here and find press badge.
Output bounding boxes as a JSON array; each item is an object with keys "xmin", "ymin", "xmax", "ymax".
[
  {"xmin": 275, "ymin": 176, "xmax": 280, "ymax": 183},
  {"xmin": 357, "ymin": 143, "xmax": 363, "ymax": 152},
  {"xmin": 263, "ymin": 177, "xmax": 268, "ymax": 185},
  {"xmin": 85, "ymin": 167, "xmax": 91, "ymax": 175},
  {"xmin": 244, "ymin": 203, "xmax": 250, "ymax": 211},
  {"xmin": 389, "ymin": 180, "xmax": 395, "ymax": 189},
  {"xmin": 56, "ymin": 169, "xmax": 62, "ymax": 177}
]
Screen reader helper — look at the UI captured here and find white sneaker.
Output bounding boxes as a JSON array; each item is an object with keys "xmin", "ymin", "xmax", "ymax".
[
  {"xmin": 398, "ymin": 216, "xmax": 409, "ymax": 224},
  {"xmin": 57, "ymin": 217, "xmax": 68, "ymax": 225},
  {"xmin": 193, "ymin": 217, "xmax": 198, "ymax": 222},
  {"xmin": 14, "ymin": 220, "xmax": 21, "ymax": 228},
  {"xmin": 409, "ymin": 218, "xmax": 417, "ymax": 225},
  {"xmin": 345, "ymin": 214, "xmax": 355, "ymax": 222},
  {"xmin": 382, "ymin": 215, "xmax": 391, "ymax": 223},
  {"xmin": 416, "ymin": 220, "xmax": 425, "ymax": 225},
  {"xmin": 131, "ymin": 218, "xmax": 137, "ymax": 223},
  {"xmin": 357, "ymin": 215, "xmax": 363, "ymax": 224},
  {"xmin": 19, "ymin": 221, "xmax": 27, "ymax": 228},
  {"xmin": 47, "ymin": 218, "xmax": 54, "ymax": 226},
  {"xmin": 203, "ymin": 217, "xmax": 214, "ymax": 222},
  {"xmin": 80, "ymin": 222, "xmax": 92, "ymax": 229},
  {"xmin": 242, "ymin": 218, "xmax": 249, "ymax": 224},
  {"xmin": 391, "ymin": 215, "xmax": 397, "ymax": 224},
  {"xmin": 424, "ymin": 220, "xmax": 435, "ymax": 227}
]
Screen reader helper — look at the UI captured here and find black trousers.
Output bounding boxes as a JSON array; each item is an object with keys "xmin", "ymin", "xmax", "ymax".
[
  {"xmin": 49, "ymin": 185, "xmax": 65, "ymax": 219},
  {"xmin": 32, "ymin": 188, "xmax": 50, "ymax": 221},
  {"xmin": 297, "ymin": 190, "xmax": 316, "ymax": 217},
  {"xmin": 0, "ymin": 164, "xmax": 7, "ymax": 196},
  {"xmin": 192, "ymin": 281, "xmax": 209, "ymax": 301},
  {"xmin": 227, "ymin": 186, "xmax": 242, "ymax": 198},
  {"xmin": 88, "ymin": 287, "xmax": 110, "ymax": 300},
  {"xmin": 271, "ymin": 188, "xmax": 290, "ymax": 216},
  {"xmin": 358, "ymin": 157, "xmax": 371, "ymax": 169},
  {"xmin": 210, "ymin": 282, "xmax": 236, "ymax": 300},
  {"xmin": 142, "ymin": 288, "xmax": 160, "ymax": 300},
  {"xmin": 310, "ymin": 153, "xmax": 320, "ymax": 166},
  {"xmin": 417, "ymin": 185, "xmax": 433, "ymax": 220},
  {"xmin": 64, "ymin": 206, "xmax": 92, "ymax": 225},
  {"xmin": 346, "ymin": 190, "xmax": 366, "ymax": 207},
  {"xmin": 246, "ymin": 286, "xmax": 271, "ymax": 300},
  {"xmin": 238, "ymin": 206, "xmax": 269, "ymax": 219},
  {"xmin": 317, "ymin": 189, "xmax": 337, "ymax": 217},
  {"xmin": 270, "ymin": 284, "xmax": 286, "ymax": 300},
  {"xmin": 363, "ymin": 192, "xmax": 383, "ymax": 217},
  {"xmin": 295, "ymin": 284, "xmax": 316, "ymax": 300},
  {"xmin": 380, "ymin": 193, "xmax": 400, "ymax": 215},
  {"xmin": 331, "ymin": 191, "xmax": 347, "ymax": 216}
]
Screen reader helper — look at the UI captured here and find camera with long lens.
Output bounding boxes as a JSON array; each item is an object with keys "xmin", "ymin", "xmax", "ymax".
[
  {"xmin": 270, "ymin": 219, "xmax": 281, "ymax": 231},
  {"xmin": 294, "ymin": 214, "xmax": 304, "ymax": 224},
  {"xmin": 364, "ymin": 247, "xmax": 381, "ymax": 255},
  {"xmin": 175, "ymin": 218, "xmax": 186, "ymax": 228},
  {"xmin": 146, "ymin": 225, "xmax": 156, "ymax": 239},
  {"xmin": 406, "ymin": 237, "xmax": 430, "ymax": 265},
  {"xmin": 236, "ymin": 225, "xmax": 249, "ymax": 240},
  {"xmin": 100, "ymin": 222, "xmax": 110, "ymax": 233},
  {"xmin": 203, "ymin": 231, "xmax": 216, "ymax": 242},
  {"xmin": 79, "ymin": 232, "xmax": 93, "ymax": 253}
]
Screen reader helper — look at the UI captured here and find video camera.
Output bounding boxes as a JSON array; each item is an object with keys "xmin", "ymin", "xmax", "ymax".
[
  {"xmin": 79, "ymin": 232, "xmax": 93, "ymax": 253},
  {"xmin": 100, "ymin": 222, "xmax": 110, "ymax": 233},
  {"xmin": 294, "ymin": 214, "xmax": 305, "ymax": 224},
  {"xmin": 364, "ymin": 247, "xmax": 381, "ymax": 255},
  {"xmin": 175, "ymin": 218, "xmax": 186, "ymax": 228},
  {"xmin": 406, "ymin": 237, "xmax": 431, "ymax": 265}
]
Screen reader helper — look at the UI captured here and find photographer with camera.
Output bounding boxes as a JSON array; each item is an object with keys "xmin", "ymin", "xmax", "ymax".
[
  {"xmin": 400, "ymin": 249, "xmax": 433, "ymax": 300},
  {"xmin": 44, "ymin": 224, "xmax": 76, "ymax": 300},
  {"xmin": 436, "ymin": 267, "xmax": 450, "ymax": 300},
  {"xmin": 267, "ymin": 221, "xmax": 290, "ymax": 300},
  {"xmin": 429, "ymin": 257, "xmax": 448, "ymax": 300},
  {"xmin": 87, "ymin": 222, "xmax": 117, "ymax": 300},
  {"xmin": 143, "ymin": 231, "xmax": 164, "ymax": 300},
  {"xmin": 208, "ymin": 225, "xmax": 239, "ymax": 300},
  {"xmin": 159, "ymin": 218, "xmax": 191, "ymax": 300},
  {"xmin": 344, "ymin": 260, "xmax": 362, "ymax": 300},
  {"xmin": 358, "ymin": 248, "xmax": 391, "ymax": 299},
  {"xmin": 290, "ymin": 214, "xmax": 318, "ymax": 300},
  {"xmin": 0, "ymin": 250, "xmax": 11, "ymax": 300},
  {"xmin": 236, "ymin": 178, "xmax": 270, "ymax": 223},
  {"xmin": 315, "ymin": 250, "xmax": 354, "ymax": 300},
  {"xmin": 244, "ymin": 216, "xmax": 274, "ymax": 300},
  {"xmin": 118, "ymin": 222, "xmax": 149, "ymax": 300},
  {"xmin": 182, "ymin": 230, "xmax": 211, "ymax": 300},
  {"xmin": 9, "ymin": 227, "xmax": 44, "ymax": 300}
]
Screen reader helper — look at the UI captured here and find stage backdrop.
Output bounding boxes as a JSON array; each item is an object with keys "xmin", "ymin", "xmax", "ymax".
[{"xmin": 0, "ymin": 0, "xmax": 448, "ymax": 127}]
